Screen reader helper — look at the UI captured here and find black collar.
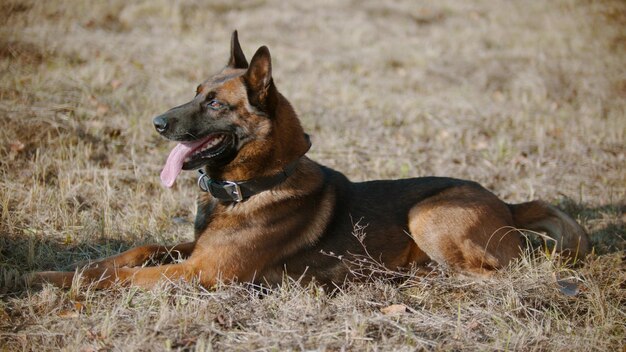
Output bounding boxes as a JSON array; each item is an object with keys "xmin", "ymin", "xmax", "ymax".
[{"xmin": 197, "ymin": 158, "xmax": 302, "ymax": 202}]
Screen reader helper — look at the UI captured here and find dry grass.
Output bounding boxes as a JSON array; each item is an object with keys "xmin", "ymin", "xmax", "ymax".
[{"xmin": 1, "ymin": 0, "xmax": 625, "ymax": 350}]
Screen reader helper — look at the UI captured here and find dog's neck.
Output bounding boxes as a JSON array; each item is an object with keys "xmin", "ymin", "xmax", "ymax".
[{"xmin": 197, "ymin": 150, "xmax": 308, "ymax": 202}]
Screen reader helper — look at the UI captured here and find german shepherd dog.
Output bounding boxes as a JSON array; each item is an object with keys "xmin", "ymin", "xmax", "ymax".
[{"xmin": 32, "ymin": 32, "xmax": 589, "ymax": 289}]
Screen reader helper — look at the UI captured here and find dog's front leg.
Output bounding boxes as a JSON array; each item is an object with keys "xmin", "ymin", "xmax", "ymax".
[
  {"xmin": 81, "ymin": 241, "xmax": 196, "ymax": 269},
  {"xmin": 31, "ymin": 262, "xmax": 201, "ymax": 289}
]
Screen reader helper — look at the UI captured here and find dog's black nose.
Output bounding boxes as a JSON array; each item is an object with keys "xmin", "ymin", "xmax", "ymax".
[{"xmin": 153, "ymin": 115, "xmax": 169, "ymax": 133}]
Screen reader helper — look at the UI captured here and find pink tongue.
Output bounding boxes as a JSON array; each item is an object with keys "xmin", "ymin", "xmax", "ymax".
[{"xmin": 160, "ymin": 139, "xmax": 207, "ymax": 188}]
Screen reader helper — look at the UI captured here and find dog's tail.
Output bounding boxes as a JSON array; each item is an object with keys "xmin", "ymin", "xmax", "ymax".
[{"xmin": 508, "ymin": 200, "xmax": 590, "ymax": 261}]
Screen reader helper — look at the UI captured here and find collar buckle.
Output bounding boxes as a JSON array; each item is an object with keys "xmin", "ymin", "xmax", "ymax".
[
  {"xmin": 197, "ymin": 170, "xmax": 211, "ymax": 192},
  {"xmin": 197, "ymin": 170, "xmax": 244, "ymax": 202},
  {"xmin": 221, "ymin": 180, "xmax": 243, "ymax": 202}
]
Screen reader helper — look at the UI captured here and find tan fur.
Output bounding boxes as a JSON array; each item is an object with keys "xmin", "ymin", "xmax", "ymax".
[{"xmin": 408, "ymin": 186, "xmax": 522, "ymax": 276}]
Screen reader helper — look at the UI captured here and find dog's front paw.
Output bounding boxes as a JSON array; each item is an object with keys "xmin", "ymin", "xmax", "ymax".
[{"xmin": 0, "ymin": 269, "xmax": 26, "ymax": 292}]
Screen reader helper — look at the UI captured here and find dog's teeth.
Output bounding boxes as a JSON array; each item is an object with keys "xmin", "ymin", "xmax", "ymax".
[{"xmin": 191, "ymin": 135, "xmax": 225, "ymax": 157}]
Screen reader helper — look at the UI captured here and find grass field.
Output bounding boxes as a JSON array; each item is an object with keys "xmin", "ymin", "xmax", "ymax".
[{"xmin": 1, "ymin": 0, "xmax": 625, "ymax": 350}]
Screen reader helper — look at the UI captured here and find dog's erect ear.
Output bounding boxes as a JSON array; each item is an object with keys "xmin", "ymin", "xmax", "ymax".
[
  {"xmin": 244, "ymin": 46, "xmax": 272, "ymax": 107},
  {"xmin": 227, "ymin": 30, "xmax": 248, "ymax": 69}
]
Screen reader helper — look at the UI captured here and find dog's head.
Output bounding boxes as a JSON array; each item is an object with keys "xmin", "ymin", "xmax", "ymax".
[{"xmin": 154, "ymin": 31, "xmax": 309, "ymax": 187}]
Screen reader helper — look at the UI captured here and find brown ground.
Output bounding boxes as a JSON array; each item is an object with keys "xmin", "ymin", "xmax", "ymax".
[{"xmin": 1, "ymin": 0, "xmax": 624, "ymax": 351}]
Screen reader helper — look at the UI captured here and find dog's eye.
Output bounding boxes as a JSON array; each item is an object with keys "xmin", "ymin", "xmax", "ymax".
[{"xmin": 207, "ymin": 100, "xmax": 224, "ymax": 110}]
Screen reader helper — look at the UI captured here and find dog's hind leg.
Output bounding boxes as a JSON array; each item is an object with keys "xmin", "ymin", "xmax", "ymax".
[
  {"xmin": 407, "ymin": 185, "xmax": 523, "ymax": 276},
  {"xmin": 83, "ymin": 241, "xmax": 196, "ymax": 269}
]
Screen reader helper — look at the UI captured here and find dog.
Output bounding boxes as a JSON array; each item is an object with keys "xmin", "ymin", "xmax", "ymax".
[{"xmin": 32, "ymin": 31, "xmax": 590, "ymax": 289}]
